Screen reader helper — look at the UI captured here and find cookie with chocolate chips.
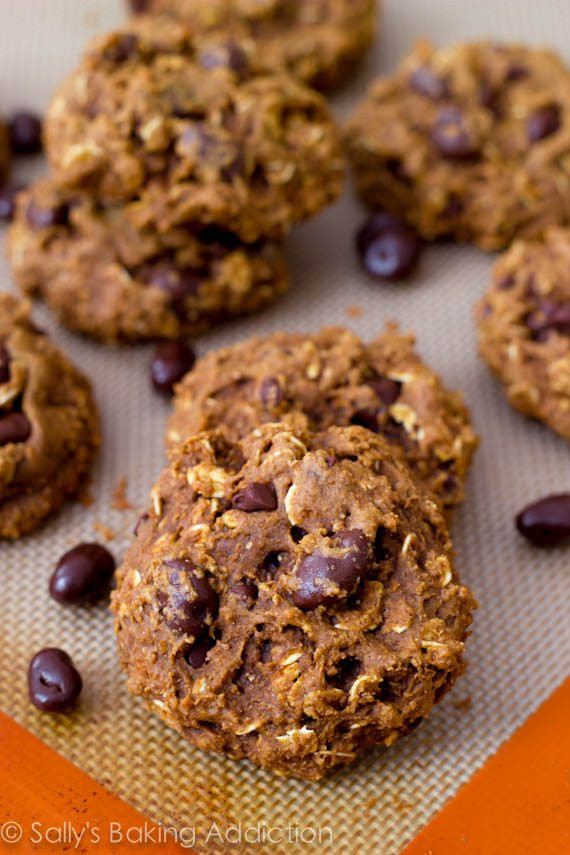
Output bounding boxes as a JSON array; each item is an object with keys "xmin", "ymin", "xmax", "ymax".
[
  {"xmin": 477, "ymin": 227, "xmax": 570, "ymax": 439},
  {"xmin": 127, "ymin": 0, "xmax": 377, "ymax": 91},
  {"xmin": 7, "ymin": 179, "xmax": 288, "ymax": 344},
  {"xmin": 345, "ymin": 41, "xmax": 570, "ymax": 251},
  {"xmin": 167, "ymin": 326, "xmax": 478, "ymax": 512},
  {"xmin": 112, "ymin": 418, "xmax": 476, "ymax": 780},
  {"xmin": 44, "ymin": 18, "xmax": 344, "ymax": 242},
  {"xmin": 0, "ymin": 294, "xmax": 99, "ymax": 539}
]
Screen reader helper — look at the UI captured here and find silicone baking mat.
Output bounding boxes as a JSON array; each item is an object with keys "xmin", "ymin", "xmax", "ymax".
[{"xmin": 1, "ymin": 2, "xmax": 569, "ymax": 853}]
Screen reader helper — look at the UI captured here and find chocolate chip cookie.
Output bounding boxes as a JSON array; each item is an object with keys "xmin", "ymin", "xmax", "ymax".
[
  {"xmin": 44, "ymin": 20, "xmax": 344, "ymax": 242},
  {"xmin": 112, "ymin": 417, "xmax": 476, "ymax": 780},
  {"xmin": 477, "ymin": 227, "xmax": 570, "ymax": 439},
  {"xmin": 345, "ymin": 41, "xmax": 570, "ymax": 251},
  {"xmin": 128, "ymin": 0, "xmax": 377, "ymax": 91},
  {"xmin": 167, "ymin": 326, "xmax": 478, "ymax": 511},
  {"xmin": 0, "ymin": 294, "xmax": 99, "ymax": 539},
  {"xmin": 7, "ymin": 179, "xmax": 288, "ymax": 344}
]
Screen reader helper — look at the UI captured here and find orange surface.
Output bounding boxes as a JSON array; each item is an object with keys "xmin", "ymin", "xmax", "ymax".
[
  {"xmin": 0, "ymin": 713, "xmax": 188, "ymax": 853},
  {"xmin": 403, "ymin": 676, "xmax": 570, "ymax": 855}
]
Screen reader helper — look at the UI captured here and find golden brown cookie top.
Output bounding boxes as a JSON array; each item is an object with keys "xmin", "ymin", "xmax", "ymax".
[
  {"xmin": 167, "ymin": 325, "xmax": 478, "ymax": 510},
  {"xmin": 113, "ymin": 418, "xmax": 475, "ymax": 779},
  {"xmin": 45, "ymin": 17, "xmax": 345, "ymax": 241}
]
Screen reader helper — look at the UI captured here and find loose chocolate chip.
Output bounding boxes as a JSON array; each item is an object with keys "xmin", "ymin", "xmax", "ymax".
[
  {"xmin": 9, "ymin": 111, "xmax": 42, "ymax": 154},
  {"xmin": 0, "ymin": 183, "xmax": 24, "ymax": 222},
  {"xmin": 232, "ymin": 482, "xmax": 278, "ymax": 512},
  {"xmin": 0, "ymin": 345, "xmax": 10, "ymax": 383},
  {"xmin": 361, "ymin": 228, "xmax": 422, "ymax": 281},
  {"xmin": 292, "ymin": 529, "xmax": 370, "ymax": 610},
  {"xmin": 526, "ymin": 105, "xmax": 561, "ymax": 143},
  {"xmin": 150, "ymin": 340, "xmax": 196, "ymax": 395},
  {"xmin": 516, "ymin": 494, "xmax": 570, "ymax": 546},
  {"xmin": 200, "ymin": 42, "xmax": 249, "ymax": 75},
  {"xmin": 26, "ymin": 199, "xmax": 69, "ymax": 229},
  {"xmin": 351, "ymin": 408, "xmax": 379, "ymax": 432},
  {"xmin": 104, "ymin": 34, "xmax": 139, "ymax": 64},
  {"xmin": 185, "ymin": 636, "xmax": 215, "ymax": 669},
  {"xmin": 231, "ymin": 579, "xmax": 258, "ymax": 605},
  {"xmin": 431, "ymin": 107, "xmax": 479, "ymax": 160},
  {"xmin": 28, "ymin": 648, "xmax": 82, "ymax": 713},
  {"xmin": 259, "ymin": 377, "xmax": 284, "ymax": 409},
  {"xmin": 49, "ymin": 543, "xmax": 116, "ymax": 606},
  {"xmin": 409, "ymin": 66, "xmax": 449, "ymax": 100},
  {"xmin": 0, "ymin": 412, "xmax": 31, "ymax": 446},
  {"xmin": 164, "ymin": 559, "xmax": 219, "ymax": 638},
  {"xmin": 369, "ymin": 377, "xmax": 402, "ymax": 406},
  {"xmin": 356, "ymin": 211, "xmax": 406, "ymax": 256}
]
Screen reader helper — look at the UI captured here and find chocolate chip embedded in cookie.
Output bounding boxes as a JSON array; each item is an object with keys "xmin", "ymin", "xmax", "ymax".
[
  {"xmin": 44, "ymin": 18, "xmax": 345, "ymax": 242},
  {"xmin": 6, "ymin": 179, "xmax": 288, "ymax": 344},
  {"xmin": 477, "ymin": 227, "xmax": 570, "ymax": 439},
  {"xmin": 345, "ymin": 41, "xmax": 570, "ymax": 251},
  {"xmin": 127, "ymin": 0, "xmax": 377, "ymax": 91},
  {"xmin": 167, "ymin": 326, "xmax": 478, "ymax": 511},
  {"xmin": 0, "ymin": 295, "xmax": 99, "ymax": 539},
  {"xmin": 112, "ymin": 419, "xmax": 476, "ymax": 780}
]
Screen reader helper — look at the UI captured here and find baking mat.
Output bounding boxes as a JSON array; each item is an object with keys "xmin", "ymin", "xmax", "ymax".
[{"xmin": 1, "ymin": 2, "xmax": 570, "ymax": 853}]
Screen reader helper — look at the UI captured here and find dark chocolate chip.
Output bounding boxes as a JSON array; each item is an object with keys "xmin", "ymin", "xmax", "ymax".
[
  {"xmin": 526, "ymin": 302, "xmax": 570, "ymax": 339},
  {"xmin": 9, "ymin": 111, "xmax": 42, "ymax": 155},
  {"xmin": 200, "ymin": 42, "xmax": 249, "ymax": 75},
  {"xmin": 0, "ymin": 412, "xmax": 31, "ymax": 446},
  {"xmin": 292, "ymin": 529, "xmax": 370, "ymax": 610},
  {"xmin": 26, "ymin": 198, "xmax": 69, "ymax": 229},
  {"xmin": 369, "ymin": 377, "xmax": 402, "ymax": 406},
  {"xmin": 150, "ymin": 340, "xmax": 196, "ymax": 395},
  {"xmin": 185, "ymin": 636, "xmax": 215, "ymax": 669},
  {"xmin": 259, "ymin": 377, "xmax": 284, "ymax": 409},
  {"xmin": 103, "ymin": 34, "xmax": 140, "ymax": 64},
  {"xmin": 356, "ymin": 211, "xmax": 406, "ymax": 256},
  {"xmin": 516, "ymin": 494, "xmax": 570, "ymax": 546},
  {"xmin": 431, "ymin": 107, "xmax": 479, "ymax": 160},
  {"xmin": 231, "ymin": 579, "xmax": 258, "ymax": 605},
  {"xmin": 409, "ymin": 66, "xmax": 449, "ymax": 100},
  {"xmin": 290, "ymin": 526, "xmax": 307, "ymax": 544},
  {"xmin": 145, "ymin": 265, "xmax": 201, "ymax": 316},
  {"xmin": 351, "ymin": 408, "xmax": 379, "ymax": 432},
  {"xmin": 28, "ymin": 648, "xmax": 82, "ymax": 713},
  {"xmin": 0, "ymin": 345, "xmax": 10, "ymax": 383},
  {"xmin": 361, "ymin": 228, "xmax": 422, "ymax": 281},
  {"xmin": 164, "ymin": 559, "xmax": 219, "ymax": 638},
  {"xmin": 526, "ymin": 105, "xmax": 561, "ymax": 143},
  {"xmin": 0, "ymin": 183, "xmax": 24, "ymax": 222},
  {"xmin": 232, "ymin": 482, "xmax": 278, "ymax": 512},
  {"xmin": 49, "ymin": 543, "xmax": 116, "ymax": 606}
]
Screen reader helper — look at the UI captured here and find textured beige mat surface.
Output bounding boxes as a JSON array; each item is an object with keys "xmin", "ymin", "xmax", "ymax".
[{"xmin": 1, "ymin": 2, "xmax": 570, "ymax": 853}]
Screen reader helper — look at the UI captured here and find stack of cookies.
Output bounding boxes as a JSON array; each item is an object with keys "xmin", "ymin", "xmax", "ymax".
[{"xmin": 7, "ymin": 13, "xmax": 346, "ymax": 343}]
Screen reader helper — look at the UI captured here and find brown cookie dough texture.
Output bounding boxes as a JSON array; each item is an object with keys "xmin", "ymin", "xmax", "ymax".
[
  {"xmin": 167, "ymin": 327, "xmax": 478, "ymax": 511},
  {"xmin": 0, "ymin": 295, "xmax": 99, "ymax": 539},
  {"xmin": 128, "ymin": 0, "xmax": 377, "ymax": 91},
  {"xmin": 477, "ymin": 227, "xmax": 570, "ymax": 439},
  {"xmin": 345, "ymin": 41, "xmax": 570, "ymax": 251},
  {"xmin": 44, "ymin": 19, "xmax": 345, "ymax": 242},
  {"xmin": 112, "ymin": 418, "xmax": 475, "ymax": 779},
  {"xmin": 0, "ymin": 120, "xmax": 10, "ymax": 183},
  {"xmin": 7, "ymin": 179, "xmax": 288, "ymax": 344}
]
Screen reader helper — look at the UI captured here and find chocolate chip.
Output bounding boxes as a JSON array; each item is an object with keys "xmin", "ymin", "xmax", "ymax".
[
  {"xmin": 259, "ymin": 377, "xmax": 284, "ymax": 409},
  {"xmin": 231, "ymin": 579, "xmax": 258, "ymax": 605},
  {"xmin": 28, "ymin": 648, "xmax": 82, "ymax": 713},
  {"xmin": 0, "ymin": 183, "xmax": 24, "ymax": 222},
  {"xmin": 128, "ymin": 0, "xmax": 149, "ymax": 11},
  {"xmin": 292, "ymin": 529, "xmax": 370, "ymax": 610},
  {"xmin": 0, "ymin": 345, "xmax": 10, "ymax": 384},
  {"xmin": 150, "ymin": 340, "xmax": 196, "ymax": 395},
  {"xmin": 26, "ymin": 198, "xmax": 69, "ymax": 229},
  {"xmin": 144, "ymin": 265, "xmax": 201, "ymax": 316},
  {"xmin": 290, "ymin": 526, "xmax": 307, "ymax": 544},
  {"xmin": 200, "ymin": 42, "xmax": 249, "ymax": 75},
  {"xmin": 164, "ymin": 559, "xmax": 219, "ymax": 638},
  {"xmin": 359, "ymin": 218, "xmax": 421, "ymax": 281},
  {"xmin": 409, "ymin": 67, "xmax": 449, "ymax": 100},
  {"xmin": 49, "ymin": 543, "xmax": 116, "ymax": 606},
  {"xmin": 232, "ymin": 482, "xmax": 278, "ymax": 512},
  {"xmin": 103, "ymin": 34, "xmax": 139, "ymax": 64},
  {"xmin": 369, "ymin": 377, "xmax": 402, "ymax": 406},
  {"xmin": 516, "ymin": 494, "xmax": 570, "ymax": 546},
  {"xmin": 527, "ymin": 105, "xmax": 561, "ymax": 143},
  {"xmin": 431, "ymin": 107, "xmax": 479, "ymax": 160},
  {"xmin": 356, "ymin": 211, "xmax": 407, "ymax": 256},
  {"xmin": 526, "ymin": 302, "xmax": 570, "ymax": 339},
  {"xmin": 325, "ymin": 455, "xmax": 337, "ymax": 468},
  {"xmin": 9, "ymin": 111, "xmax": 42, "ymax": 154},
  {"xmin": 351, "ymin": 408, "xmax": 379, "ymax": 432},
  {"xmin": 185, "ymin": 636, "xmax": 215, "ymax": 669},
  {"xmin": 0, "ymin": 412, "xmax": 31, "ymax": 446}
]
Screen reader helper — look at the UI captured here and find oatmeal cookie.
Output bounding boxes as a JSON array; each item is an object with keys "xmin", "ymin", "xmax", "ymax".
[
  {"xmin": 477, "ymin": 227, "xmax": 570, "ymax": 439},
  {"xmin": 7, "ymin": 179, "xmax": 288, "ymax": 344},
  {"xmin": 128, "ymin": 0, "xmax": 377, "ymax": 91},
  {"xmin": 345, "ymin": 41, "xmax": 570, "ymax": 251},
  {"xmin": 167, "ymin": 327, "xmax": 478, "ymax": 511},
  {"xmin": 44, "ymin": 21, "xmax": 344, "ymax": 242},
  {"xmin": 0, "ymin": 294, "xmax": 99, "ymax": 539},
  {"xmin": 112, "ymin": 418, "xmax": 475, "ymax": 780}
]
